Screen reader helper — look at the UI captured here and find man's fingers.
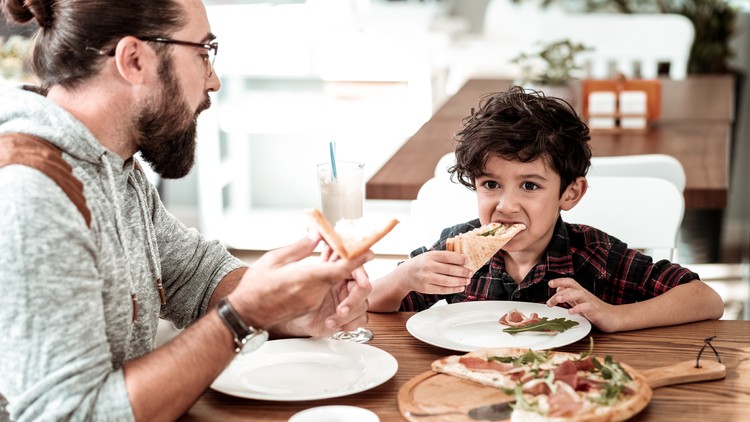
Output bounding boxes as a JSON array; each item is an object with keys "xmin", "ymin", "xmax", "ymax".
[
  {"xmin": 257, "ymin": 236, "xmax": 320, "ymax": 268},
  {"xmin": 329, "ymin": 311, "xmax": 369, "ymax": 333},
  {"xmin": 336, "ymin": 278, "xmax": 371, "ymax": 316}
]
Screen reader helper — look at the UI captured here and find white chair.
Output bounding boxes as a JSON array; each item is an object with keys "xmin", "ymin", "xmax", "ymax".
[
  {"xmin": 562, "ymin": 176, "xmax": 684, "ymax": 262},
  {"xmin": 587, "ymin": 153, "xmax": 685, "ymax": 261},
  {"xmin": 537, "ymin": 14, "xmax": 694, "ymax": 80},
  {"xmin": 443, "ymin": 0, "xmax": 694, "ymax": 95},
  {"xmin": 588, "ymin": 154, "xmax": 686, "ymax": 192},
  {"xmin": 410, "ymin": 153, "xmax": 476, "ymax": 247}
]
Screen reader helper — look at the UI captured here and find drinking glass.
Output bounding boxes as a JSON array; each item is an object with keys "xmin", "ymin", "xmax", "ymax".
[
  {"xmin": 316, "ymin": 161, "xmax": 364, "ymax": 224},
  {"xmin": 316, "ymin": 161, "xmax": 373, "ymax": 343}
]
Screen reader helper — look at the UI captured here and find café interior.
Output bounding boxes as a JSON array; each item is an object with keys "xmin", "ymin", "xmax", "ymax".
[
  {"xmin": 3, "ymin": 1, "xmax": 750, "ymax": 420},
  {"xmin": 4, "ymin": 0, "xmax": 746, "ymax": 316},
  {"xmin": 3, "ymin": 2, "xmax": 748, "ymax": 314}
]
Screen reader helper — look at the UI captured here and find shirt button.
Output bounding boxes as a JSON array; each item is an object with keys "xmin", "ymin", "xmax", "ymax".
[{"xmin": 513, "ymin": 291, "xmax": 520, "ymax": 299}]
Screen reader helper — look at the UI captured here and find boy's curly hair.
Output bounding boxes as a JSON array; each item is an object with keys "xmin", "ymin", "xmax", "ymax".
[{"xmin": 450, "ymin": 86, "xmax": 592, "ymax": 196}]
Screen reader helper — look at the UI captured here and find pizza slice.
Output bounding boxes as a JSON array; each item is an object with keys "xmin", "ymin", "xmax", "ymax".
[
  {"xmin": 305, "ymin": 208, "xmax": 399, "ymax": 260},
  {"xmin": 446, "ymin": 223, "xmax": 526, "ymax": 271},
  {"xmin": 431, "ymin": 347, "xmax": 652, "ymax": 421}
]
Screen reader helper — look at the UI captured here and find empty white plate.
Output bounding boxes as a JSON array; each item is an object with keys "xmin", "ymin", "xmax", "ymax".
[{"xmin": 211, "ymin": 338, "xmax": 398, "ymax": 401}]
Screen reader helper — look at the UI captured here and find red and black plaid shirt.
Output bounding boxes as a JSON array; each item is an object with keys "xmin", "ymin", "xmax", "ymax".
[{"xmin": 400, "ymin": 216, "xmax": 699, "ymax": 311}]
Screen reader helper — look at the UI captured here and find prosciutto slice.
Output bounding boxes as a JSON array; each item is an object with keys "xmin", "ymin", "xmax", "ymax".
[
  {"xmin": 459, "ymin": 356, "xmax": 515, "ymax": 372},
  {"xmin": 499, "ymin": 308, "xmax": 542, "ymax": 327}
]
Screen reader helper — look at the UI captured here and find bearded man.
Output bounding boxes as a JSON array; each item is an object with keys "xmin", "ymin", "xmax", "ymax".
[{"xmin": 0, "ymin": 1, "xmax": 372, "ymax": 421}]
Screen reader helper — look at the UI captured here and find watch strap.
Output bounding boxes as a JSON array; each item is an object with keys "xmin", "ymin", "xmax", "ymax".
[{"xmin": 217, "ymin": 297, "xmax": 258, "ymax": 353}]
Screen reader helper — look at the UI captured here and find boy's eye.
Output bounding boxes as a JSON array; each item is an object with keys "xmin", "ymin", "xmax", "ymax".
[
  {"xmin": 482, "ymin": 180, "xmax": 500, "ymax": 189},
  {"xmin": 521, "ymin": 181, "xmax": 540, "ymax": 190}
]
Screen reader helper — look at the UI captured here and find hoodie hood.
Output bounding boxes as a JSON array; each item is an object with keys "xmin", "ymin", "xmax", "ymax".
[{"xmin": 0, "ymin": 84, "xmax": 107, "ymax": 165}]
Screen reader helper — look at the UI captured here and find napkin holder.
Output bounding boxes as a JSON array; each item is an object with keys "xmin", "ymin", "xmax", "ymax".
[{"xmin": 581, "ymin": 78, "xmax": 661, "ymax": 134}]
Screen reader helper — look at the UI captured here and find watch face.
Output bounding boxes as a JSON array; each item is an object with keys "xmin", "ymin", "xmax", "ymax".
[{"xmin": 241, "ymin": 329, "xmax": 269, "ymax": 354}]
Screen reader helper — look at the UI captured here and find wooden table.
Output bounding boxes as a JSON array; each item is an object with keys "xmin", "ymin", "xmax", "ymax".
[
  {"xmin": 181, "ymin": 313, "xmax": 750, "ymax": 421},
  {"xmin": 366, "ymin": 76, "xmax": 735, "ymax": 209}
]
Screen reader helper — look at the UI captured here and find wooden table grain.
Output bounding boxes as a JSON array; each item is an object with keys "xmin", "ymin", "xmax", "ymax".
[
  {"xmin": 181, "ymin": 313, "xmax": 750, "ymax": 421},
  {"xmin": 366, "ymin": 76, "xmax": 734, "ymax": 209}
]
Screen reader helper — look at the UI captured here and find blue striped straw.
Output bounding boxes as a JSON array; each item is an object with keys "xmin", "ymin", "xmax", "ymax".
[{"xmin": 329, "ymin": 140, "xmax": 338, "ymax": 181}]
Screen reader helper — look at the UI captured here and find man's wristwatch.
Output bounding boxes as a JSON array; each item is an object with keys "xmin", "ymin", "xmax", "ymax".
[{"xmin": 217, "ymin": 297, "xmax": 269, "ymax": 354}]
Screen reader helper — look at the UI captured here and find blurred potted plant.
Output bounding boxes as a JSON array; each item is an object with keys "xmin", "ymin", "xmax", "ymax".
[
  {"xmin": 511, "ymin": 38, "xmax": 591, "ymax": 101},
  {"xmin": 0, "ymin": 35, "xmax": 32, "ymax": 84}
]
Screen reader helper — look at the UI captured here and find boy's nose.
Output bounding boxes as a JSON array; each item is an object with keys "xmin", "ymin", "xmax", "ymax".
[{"xmin": 495, "ymin": 192, "xmax": 520, "ymax": 213}]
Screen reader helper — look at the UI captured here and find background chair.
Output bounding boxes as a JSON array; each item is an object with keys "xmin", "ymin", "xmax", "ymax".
[
  {"xmin": 443, "ymin": 0, "xmax": 694, "ymax": 95},
  {"xmin": 562, "ymin": 176, "xmax": 684, "ymax": 262},
  {"xmin": 409, "ymin": 152, "xmax": 476, "ymax": 248},
  {"xmin": 588, "ymin": 154, "xmax": 686, "ymax": 192}
]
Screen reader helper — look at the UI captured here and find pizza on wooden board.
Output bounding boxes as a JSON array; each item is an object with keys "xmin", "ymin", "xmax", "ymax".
[
  {"xmin": 305, "ymin": 208, "xmax": 399, "ymax": 260},
  {"xmin": 446, "ymin": 223, "xmax": 526, "ymax": 271},
  {"xmin": 431, "ymin": 346, "xmax": 652, "ymax": 421}
]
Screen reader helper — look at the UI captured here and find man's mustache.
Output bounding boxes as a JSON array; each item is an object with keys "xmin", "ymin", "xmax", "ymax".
[{"xmin": 196, "ymin": 96, "xmax": 212, "ymax": 115}]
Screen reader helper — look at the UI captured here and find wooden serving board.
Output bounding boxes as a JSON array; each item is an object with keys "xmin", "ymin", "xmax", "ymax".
[
  {"xmin": 398, "ymin": 359, "xmax": 725, "ymax": 421},
  {"xmin": 398, "ymin": 371, "xmax": 514, "ymax": 422}
]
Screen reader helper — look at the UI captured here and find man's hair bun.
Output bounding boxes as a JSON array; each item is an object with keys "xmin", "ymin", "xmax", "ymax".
[{"xmin": 2, "ymin": 0, "xmax": 53, "ymax": 28}]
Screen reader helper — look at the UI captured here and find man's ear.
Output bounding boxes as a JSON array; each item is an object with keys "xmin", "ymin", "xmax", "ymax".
[
  {"xmin": 560, "ymin": 176, "xmax": 587, "ymax": 211},
  {"xmin": 112, "ymin": 36, "xmax": 156, "ymax": 85}
]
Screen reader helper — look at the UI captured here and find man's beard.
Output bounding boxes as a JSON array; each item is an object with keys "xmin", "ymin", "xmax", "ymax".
[{"xmin": 135, "ymin": 56, "xmax": 211, "ymax": 179}]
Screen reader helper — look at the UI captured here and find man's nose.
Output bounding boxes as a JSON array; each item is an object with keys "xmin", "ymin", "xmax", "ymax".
[{"xmin": 207, "ymin": 69, "xmax": 221, "ymax": 92}]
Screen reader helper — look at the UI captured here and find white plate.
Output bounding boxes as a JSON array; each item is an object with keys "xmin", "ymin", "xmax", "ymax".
[
  {"xmin": 406, "ymin": 301, "xmax": 591, "ymax": 352},
  {"xmin": 289, "ymin": 405, "xmax": 379, "ymax": 422},
  {"xmin": 210, "ymin": 338, "xmax": 398, "ymax": 401}
]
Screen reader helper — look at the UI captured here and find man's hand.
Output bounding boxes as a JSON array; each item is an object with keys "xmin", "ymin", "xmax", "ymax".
[
  {"xmin": 546, "ymin": 277, "xmax": 620, "ymax": 332},
  {"xmin": 277, "ymin": 265, "xmax": 372, "ymax": 337},
  {"xmin": 228, "ymin": 233, "xmax": 373, "ymax": 337}
]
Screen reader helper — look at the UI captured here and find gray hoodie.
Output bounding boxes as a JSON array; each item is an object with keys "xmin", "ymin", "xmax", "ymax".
[{"xmin": 0, "ymin": 85, "xmax": 244, "ymax": 421}]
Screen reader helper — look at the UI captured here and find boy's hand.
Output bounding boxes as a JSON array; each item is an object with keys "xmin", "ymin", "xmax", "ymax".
[
  {"xmin": 546, "ymin": 278, "xmax": 620, "ymax": 332},
  {"xmin": 401, "ymin": 251, "xmax": 472, "ymax": 294}
]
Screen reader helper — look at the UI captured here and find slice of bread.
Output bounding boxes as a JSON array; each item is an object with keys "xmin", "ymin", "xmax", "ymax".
[
  {"xmin": 305, "ymin": 208, "xmax": 399, "ymax": 259},
  {"xmin": 446, "ymin": 223, "xmax": 526, "ymax": 271}
]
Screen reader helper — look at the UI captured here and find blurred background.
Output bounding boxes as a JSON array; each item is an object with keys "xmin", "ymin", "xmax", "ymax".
[{"xmin": 2, "ymin": 0, "xmax": 748, "ymax": 317}]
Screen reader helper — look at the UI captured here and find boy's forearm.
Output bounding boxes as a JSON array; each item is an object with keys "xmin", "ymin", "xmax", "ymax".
[
  {"xmin": 368, "ymin": 269, "xmax": 411, "ymax": 313},
  {"xmin": 615, "ymin": 281, "xmax": 724, "ymax": 331}
]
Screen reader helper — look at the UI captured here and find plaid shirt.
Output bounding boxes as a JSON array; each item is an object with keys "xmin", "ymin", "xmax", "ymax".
[{"xmin": 400, "ymin": 216, "xmax": 699, "ymax": 311}]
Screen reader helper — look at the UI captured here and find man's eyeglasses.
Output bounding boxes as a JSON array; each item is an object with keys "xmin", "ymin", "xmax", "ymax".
[{"xmin": 139, "ymin": 36, "xmax": 218, "ymax": 77}]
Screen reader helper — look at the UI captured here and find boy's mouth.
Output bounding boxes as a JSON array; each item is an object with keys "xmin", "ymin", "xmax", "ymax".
[{"xmin": 495, "ymin": 220, "xmax": 525, "ymax": 227}]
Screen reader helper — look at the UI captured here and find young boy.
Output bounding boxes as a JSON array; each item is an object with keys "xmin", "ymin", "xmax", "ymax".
[{"xmin": 368, "ymin": 86, "xmax": 724, "ymax": 332}]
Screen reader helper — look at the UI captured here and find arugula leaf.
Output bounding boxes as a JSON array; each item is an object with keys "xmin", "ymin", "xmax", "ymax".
[
  {"xmin": 480, "ymin": 226, "xmax": 501, "ymax": 236},
  {"xmin": 489, "ymin": 349, "xmax": 549, "ymax": 367},
  {"xmin": 540, "ymin": 369, "xmax": 558, "ymax": 394},
  {"xmin": 580, "ymin": 336, "xmax": 595, "ymax": 359},
  {"xmin": 589, "ymin": 355, "xmax": 634, "ymax": 405},
  {"xmin": 502, "ymin": 317, "xmax": 579, "ymax": 335},
  {"xmin": 591, "ymin": 383, "xmax": 624, "ymax": 405},
  {"xmin": 509, "ymin": 384, "xmax": 541, "ymax": 413}
]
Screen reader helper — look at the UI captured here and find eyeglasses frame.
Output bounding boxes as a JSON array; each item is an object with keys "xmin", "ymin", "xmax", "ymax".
[{"xmin": 139, "ymin": 36, "xmax": 218, "ymax": 77}]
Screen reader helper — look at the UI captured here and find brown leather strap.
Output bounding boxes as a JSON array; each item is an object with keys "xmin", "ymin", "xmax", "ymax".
[{"xmin": 0, "ymin": 133, "xmax": 91, "ymax": 228}]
